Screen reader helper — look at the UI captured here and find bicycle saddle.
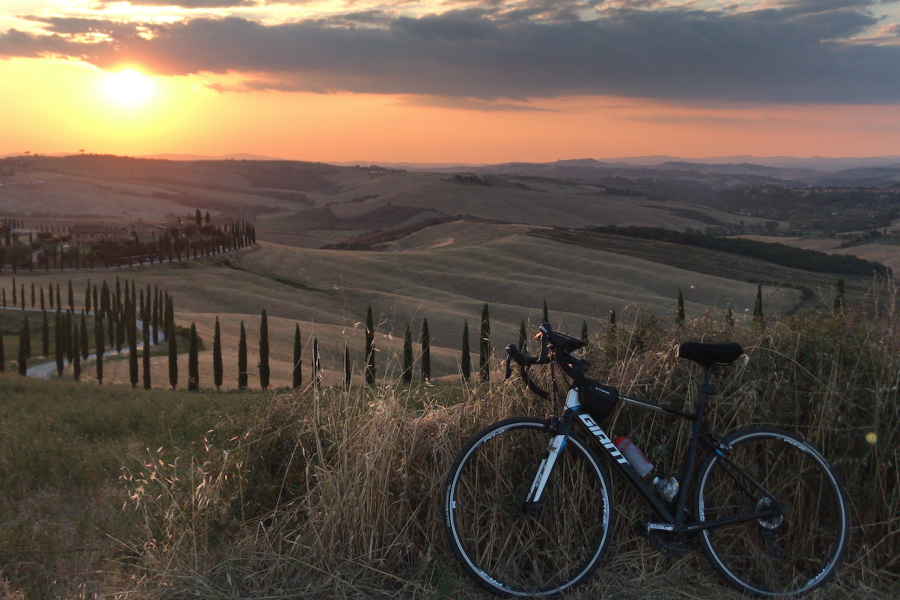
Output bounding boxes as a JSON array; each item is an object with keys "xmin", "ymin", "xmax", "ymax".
[
  {"xmin": 539, "ymin": 323, "xmax": 586, "ymax": 353},
  {"xmin": 677, "ymin": 342, "xmax": 743, "ymax": 367}
]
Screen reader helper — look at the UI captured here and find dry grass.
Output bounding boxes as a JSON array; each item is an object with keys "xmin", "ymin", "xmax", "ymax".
[{"xmin": 117, "ymin": 294, "xmax": 900, "ymax": 599}]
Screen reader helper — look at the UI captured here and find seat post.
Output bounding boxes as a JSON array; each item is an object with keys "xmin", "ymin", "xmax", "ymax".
[{"xmin": 674, "ymin": 365, "xmax": 717, "ymax": 522}]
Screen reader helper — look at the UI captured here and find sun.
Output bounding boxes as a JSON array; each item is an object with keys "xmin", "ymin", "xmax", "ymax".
[{"xmin": 103, "ymin": 69, "xmax": 154, "ymax": 105}]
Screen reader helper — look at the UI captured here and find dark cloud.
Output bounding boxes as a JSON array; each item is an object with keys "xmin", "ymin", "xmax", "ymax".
[{"xmin": 2, "ymin": 1, "xmax": 899, "ymax": 104}]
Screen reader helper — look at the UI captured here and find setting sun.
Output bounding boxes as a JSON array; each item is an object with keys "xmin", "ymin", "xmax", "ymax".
[{"xmin": 103, "ymin": 69, "xmax": 154, "ymax": 106}]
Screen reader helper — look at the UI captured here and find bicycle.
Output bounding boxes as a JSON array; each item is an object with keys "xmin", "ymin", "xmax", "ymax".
[{"xmin": 443, "ymin": 323, "xmax": 850, "ymax": 597}]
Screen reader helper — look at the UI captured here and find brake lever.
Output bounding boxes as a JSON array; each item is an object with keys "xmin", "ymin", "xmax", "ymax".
[{"xmin": 504, "ymin": 344, "xmax": 516, "ymax": 380}]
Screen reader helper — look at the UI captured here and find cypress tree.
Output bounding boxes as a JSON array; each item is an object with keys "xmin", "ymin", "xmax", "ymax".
[
  {"xmin": 68, "ymin": 279, "xmax": 74, "ymax": 313},
  {"xmin": 18, "ymin": 326, "xmax": 27, "ymax": 376},
  {"xmin": 461, "ymin": 321, "xmax": 471, "ymax": 381},
  {"xmin": 292, "ymin": 324, "xmax": 302, "ymax": 389},
  {"xmin": 609, "ymin": 310, "xmax": 616, "ymax": 326},
  {"xmin": 31, "ymin": 282, "xmax": 35, "ymax": 308},
  {"xmin": 421, "ymin": 318, "xmax": 431, "ymax": 383},
  {"xmin": 259, "ymin": 310, "xmax": 270, "ymax": 389},
  {"xmin": 20, "ymin": 284, "xmax": 24, "ymax": 311},
  {"xmin": 753, "ymin": 284, "xmax": 764, "ymax": 327},
  {"xmin": 2, "ymin": 288, "xmax": 5, "ymax": 308},
  {"xmin": 56, "ymin": 284, "xmax": 61, "ymax": 310},
  {"xmin": 129, "ymin": 317, "xmax": 138, "ymax": 388},
  {"xmin": 581, "ymin": 320, "xmax": 589, "ymax": 343},
  {"xmin": 42, "ymin": 311, "xmax": 49, "ymax": 356},
  {"xmin": 40, "ymin": 287, "xmax": 44, "ymax": 311},
  {"xmin": 344, "ymin": 344, "xmax": 351, "ymax": 389},
  {"xmin": 115, "ymin": 305, "xmax": 124, "ymax": 353},
  {"xmin": 402, "ymin": 323, "xmax": 413, "ymax": 384},
  {"xmin": 84, "ymin": 282, "xmax": 91, "ymax": 314},
  {"xmin": 518, "ymin": 319, "xmax": 527, "ymax": 353},
  {"xmin": 101, "ymin": 281, "xmax": 109, "ymax": 317},
  {"xmin": 73, "ymin": 327, "xmax": 81, "ymax": 381},
  {"xmin": 11, "ymin": 278, "xmax": 15, "ymax": 306},
  {"xmin": 108, "ymin": 312, "xmax": 115, "ymax": 349},
  {"xmin": 188, "ymin": 323, "xmax": 199, "ymax": 391},
  {"xmin": 834, "ymin": 278, "xmax": 845, "ymax": 316},
  {"xmin": 365, "ymin": 305, "xmax": 375, "ymax": 386},
  {"xmin": 479, "ymin": 303, "xmax": 491, "ymax": 382},
  {"xmin": 143, "ymin": 310, "xmax": 151, "ymax": 389},
  {"xmin": 195, "ymin": 209, "xmax": 202, "ymax": 226},
  {"xmin": 168, "ymin": 322, "xmax": 178, "ymax": 390},
  {"xmin": 675, "ymin": 288, "xmax": 685, "ymax": 326},
  {"xmin": 213, "ymin": 317, "xmax": 223, "ymax": 391},
  {"xmin": 542, "ymin": 299, "xmax": 549, "ymax": 324},
  {"xmin": 95, "ymin": 315, "xmax": 104, "ymax": 384},
  {"xmin": 55, "ymin": 312, "xmax": 64, "ymax": 377},
  {"xmin": 312, "ymin": 337, "xmax": 320, "ymax": 388},
  {"xmin": 22, "ymin": 316, "xmax": 30, "ymax": 359},
  {"xmin": 152, "ymin": 287, "xmax": 159, "ymax": 345},
  {"xmin": 238, "ymin": 321, "xmax": 247, "ymax": 389},
  {"xmin": 80, "ymin": 313, "xmax": 89, "ymax": 360},
  {"xmin": 115, "ymin": 277, "xmax": 121, "ymax": 317},
  {"xmin": 92, "ymin": 286, "xmax": 98, "ymax": 317},
  {"xmin": 0, "ymin": 331, "xmax": 4, "ymax": 372}
]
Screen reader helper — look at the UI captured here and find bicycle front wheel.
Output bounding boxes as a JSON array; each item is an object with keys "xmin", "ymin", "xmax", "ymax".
[
  {"xmin": 443, "ymin": 417, "xmax": 615, "ymax": 597},
  {"xmin": 694, "ymin": 427, "xmax": 850, "ymax": 597}
]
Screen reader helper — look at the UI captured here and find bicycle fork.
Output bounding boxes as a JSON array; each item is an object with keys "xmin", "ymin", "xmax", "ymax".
[{"xmin": 524, "ymin": 390, "xmax": 583, "ymax": 510}]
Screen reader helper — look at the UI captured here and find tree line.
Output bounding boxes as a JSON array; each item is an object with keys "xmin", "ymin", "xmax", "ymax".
[
  {"xmin": 0, "ymin": 215, "xmax": 256, "ymax": 273},
  {"xmin": 9, "ymin": 279, "xmax": 849, "ymax": 388},
  {"xmin": 589, "ymin": 225, "xmax": 891, "ymax": 277},
  {"xmin": 2, "ymin": 294, "xmax": 599, "ymax": 390}
]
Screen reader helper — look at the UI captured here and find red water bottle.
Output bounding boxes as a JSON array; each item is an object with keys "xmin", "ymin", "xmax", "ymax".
[{"xmin": 614, "ymin": 436, "xmax": 654, "ymax": 478}]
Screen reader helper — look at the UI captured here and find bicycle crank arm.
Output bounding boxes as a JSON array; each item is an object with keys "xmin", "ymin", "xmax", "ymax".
[{"xmin": 525, "ymin": 434, "xmax": 568, "ymax": 505}]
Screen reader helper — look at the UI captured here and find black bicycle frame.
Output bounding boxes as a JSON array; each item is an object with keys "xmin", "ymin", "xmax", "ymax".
[{"xmin": 565, "ymin": 366, "xmax": 779, "ymax": 534}]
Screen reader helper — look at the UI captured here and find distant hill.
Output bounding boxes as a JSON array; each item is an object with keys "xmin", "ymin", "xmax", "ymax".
[{"xmin": 138, "ymin": 153, "xmax": 286, "ymax": 161}]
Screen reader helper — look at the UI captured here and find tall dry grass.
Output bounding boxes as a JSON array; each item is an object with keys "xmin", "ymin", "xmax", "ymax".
[{"xmin": 120, "ymin": 293, "xmax": 900, "ymax": 599}]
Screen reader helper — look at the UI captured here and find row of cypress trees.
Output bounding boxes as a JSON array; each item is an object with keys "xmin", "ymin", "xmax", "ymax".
[
  {"xmin": 1, "ymin": 276, "xmax": 176, "ymax": 382},
  {"xmin": 0, "ymin": 219, "xmax": 256, "ymax": 272}
]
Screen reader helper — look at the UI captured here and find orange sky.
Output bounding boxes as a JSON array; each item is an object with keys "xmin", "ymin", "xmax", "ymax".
[{"xmin": 2, "ymin": 1, "xmax": 899, "ymax": 162}]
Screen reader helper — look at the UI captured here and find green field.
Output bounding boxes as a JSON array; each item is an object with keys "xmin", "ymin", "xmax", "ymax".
[{"xmin": 0, "ymin": 374, "xmax": 267, "ymax": 598}]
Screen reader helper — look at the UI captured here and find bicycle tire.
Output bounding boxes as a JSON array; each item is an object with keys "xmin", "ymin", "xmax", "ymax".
[
  {"xmin": 694, "ymin": 427, "xmax": 850, "ymax": 597},
  {"xmin": 444, "ymin": 417, "xmax": 615, "ymax": 597}
]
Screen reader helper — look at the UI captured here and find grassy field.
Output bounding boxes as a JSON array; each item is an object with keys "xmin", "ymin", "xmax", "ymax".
[
  {"xmin": 738, "ymin": 234, "xmax": 900, "ymax": 274},
  {"xmin": 0, "ymin": 374, "xmax": 267, "ymax": 598}
]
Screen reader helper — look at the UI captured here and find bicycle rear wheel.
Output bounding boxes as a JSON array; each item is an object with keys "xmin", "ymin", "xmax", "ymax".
[
  {"xmin": 444, "ymin": 417, "xmax": 614, "ymax": 597},
  {"xmin": 694, "ymin": 427, "xmax": 850, "ymax": 597}
]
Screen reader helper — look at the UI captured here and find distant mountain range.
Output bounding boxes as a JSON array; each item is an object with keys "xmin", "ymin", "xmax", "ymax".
[{"xmin": 3, "ymin": 152, "xmax": 899, "ymax": 173}]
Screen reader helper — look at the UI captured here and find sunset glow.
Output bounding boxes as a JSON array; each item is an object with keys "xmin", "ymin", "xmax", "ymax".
[
  {"xmin": 103, "ymin": 70, "xmax": 154, "ymax": 106},
  {"xmin": 1, "ymin": 0, "xmax": 898, "ymax": 161}
]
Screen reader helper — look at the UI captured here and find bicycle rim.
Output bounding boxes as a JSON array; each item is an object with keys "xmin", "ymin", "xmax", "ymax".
[
  {"xmin": 445, "ymin": 418, "xmax": 613, "ymax": 597},
  {"xmin": 696, "ymin": 429, "xmax": 849, "ymax": 596}
]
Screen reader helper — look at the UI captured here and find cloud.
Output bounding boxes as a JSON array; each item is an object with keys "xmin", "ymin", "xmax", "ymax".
[
  {"xmin": 1, "ymin": 1, "xmax": 899, "ymax": 104},
  {"xmin": 95, "ymin": 0, "xmax": 259, "ymax": 7}
]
